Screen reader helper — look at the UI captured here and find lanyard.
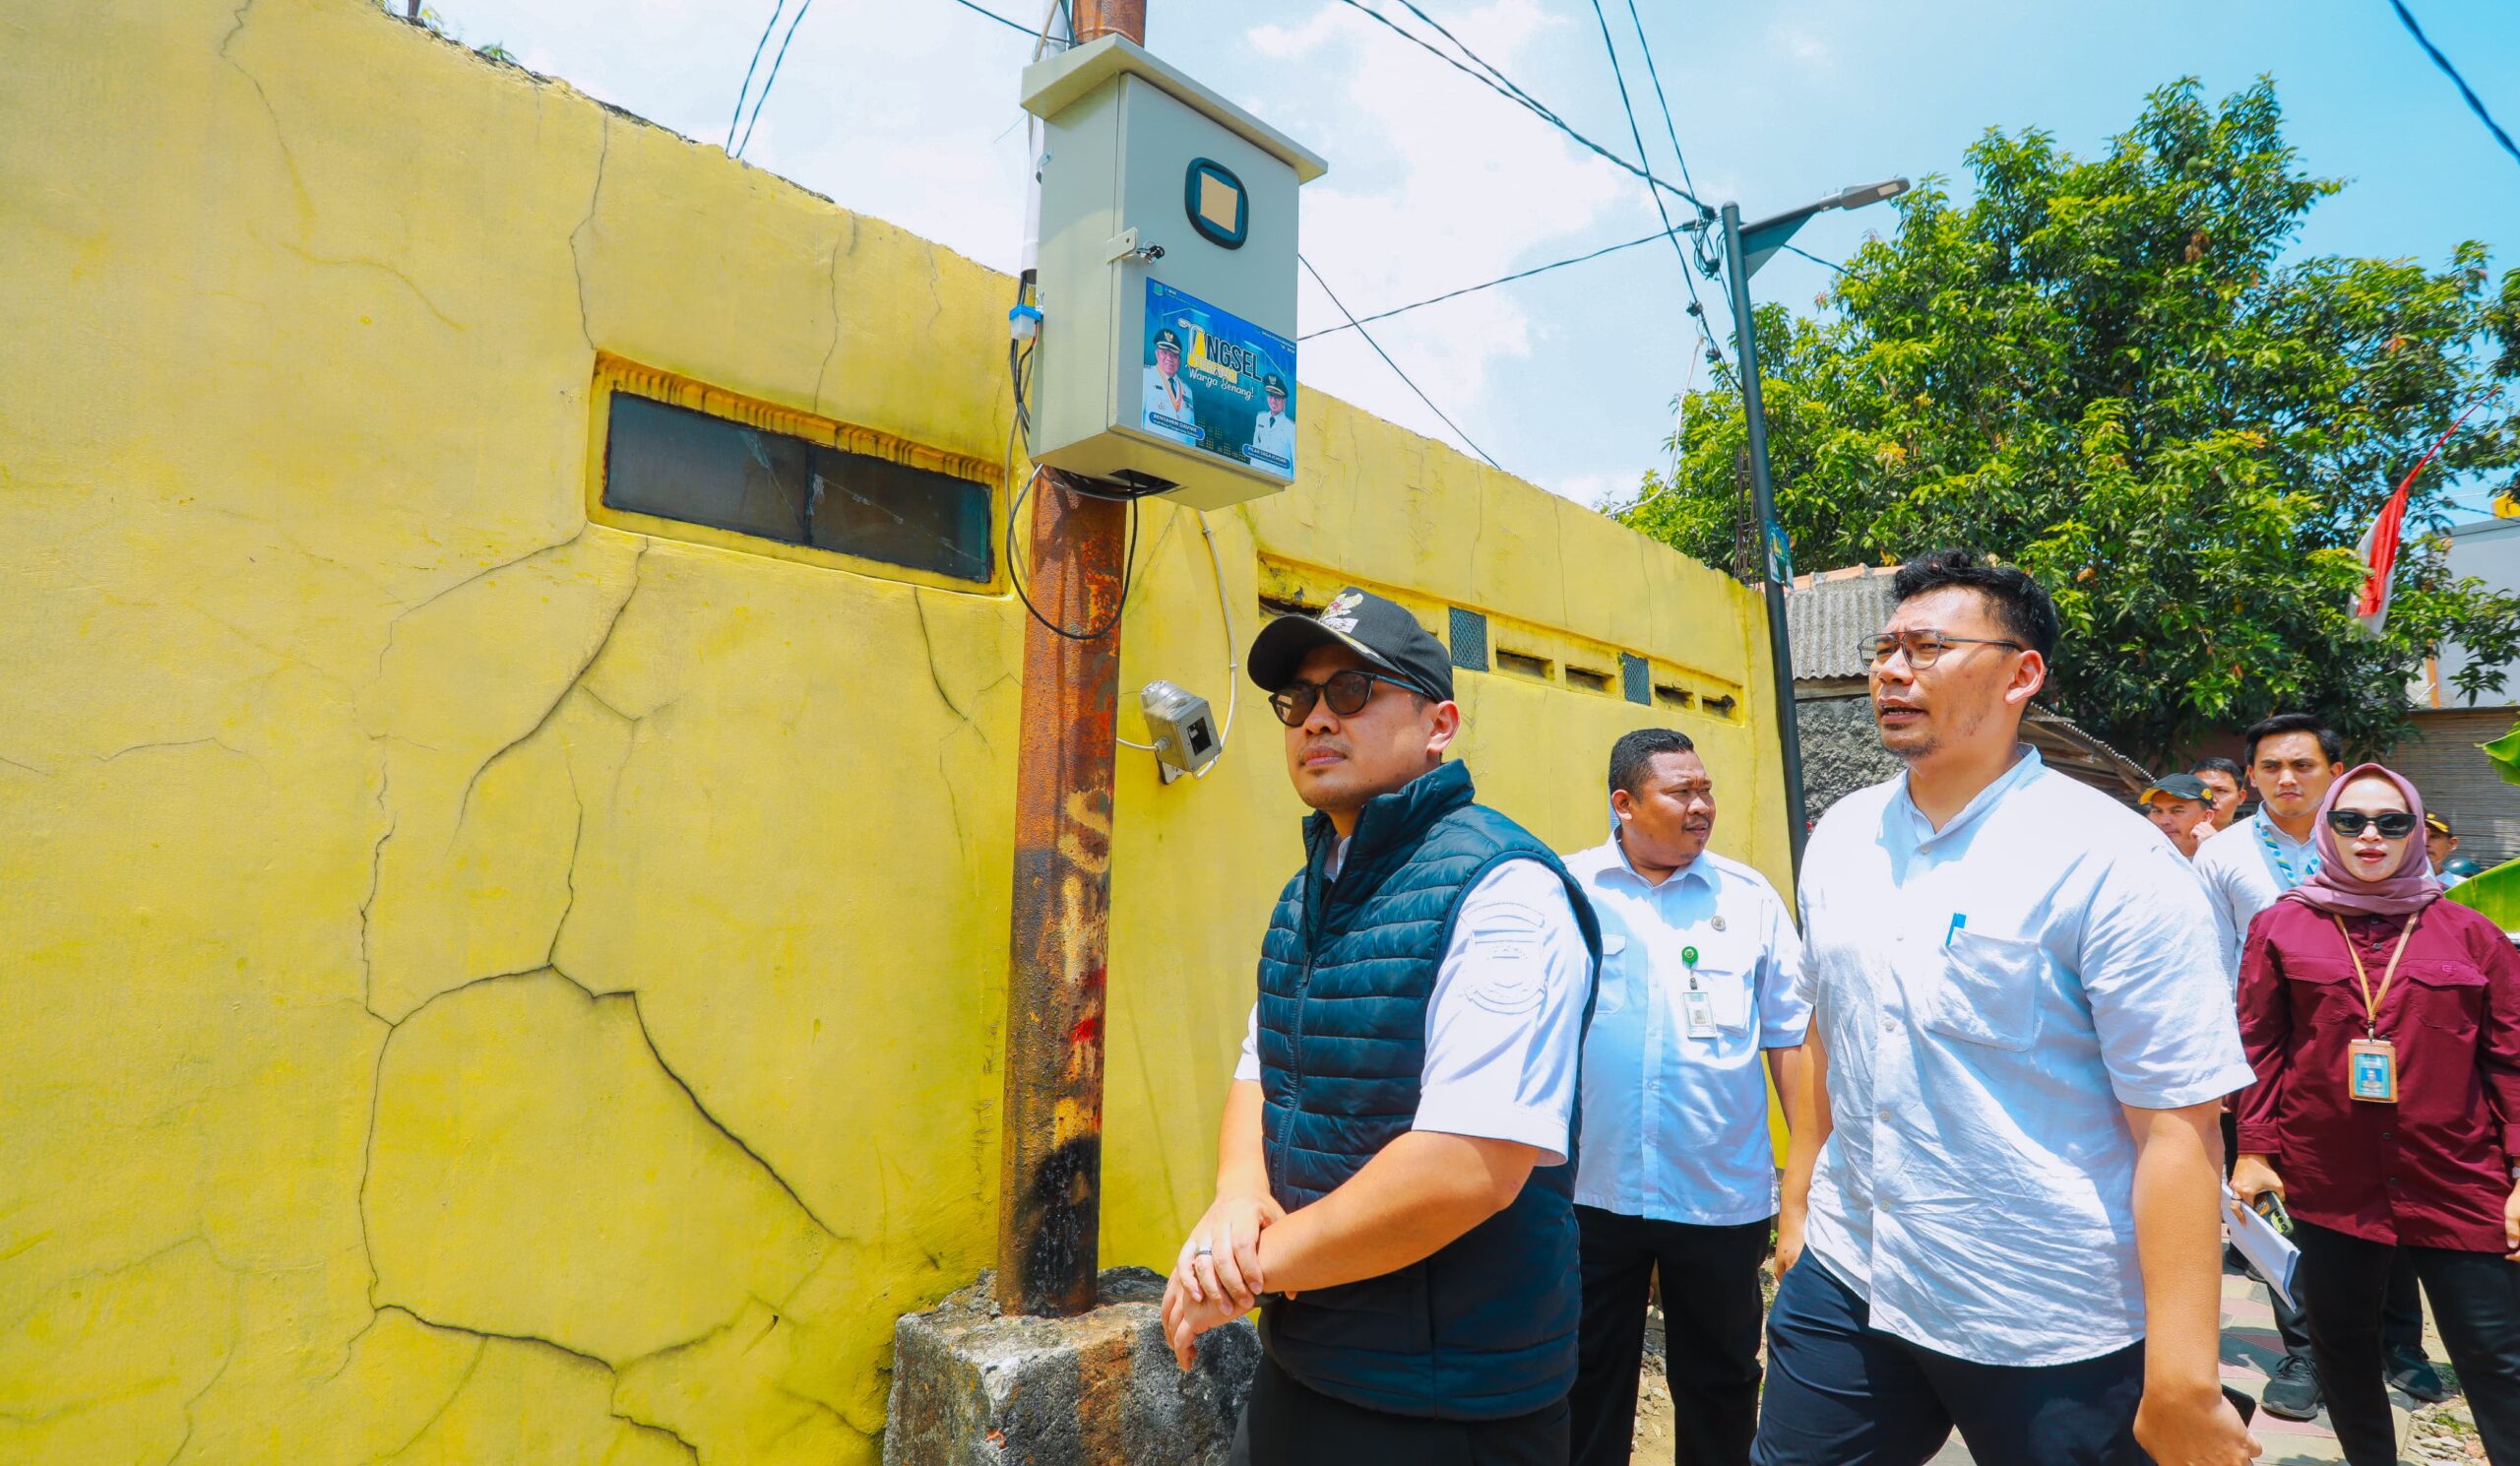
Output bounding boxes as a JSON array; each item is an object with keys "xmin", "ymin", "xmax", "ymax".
[
  {"xmin": 2331, "ymin": 912, "xmax": 2419, "ymax": 1038},
  {"xmin": 2259, "ymin": 819, "xmax": 2319, "ymax": 889}
]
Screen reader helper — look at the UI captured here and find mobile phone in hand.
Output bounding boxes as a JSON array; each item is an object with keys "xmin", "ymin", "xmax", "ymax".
[
  {"xmin": 2250, "ymin": 1190, "xmax": 2294, "ymax": 1238},
  {"xmin": 2223, "ymin": 1384, "xmax": 2257, "ymax": 1425}
]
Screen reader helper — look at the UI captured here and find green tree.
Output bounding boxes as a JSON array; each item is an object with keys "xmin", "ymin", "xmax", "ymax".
[{"xmin": 1614, "ymin": 78, "xmax": 2520, "ymax": 765}]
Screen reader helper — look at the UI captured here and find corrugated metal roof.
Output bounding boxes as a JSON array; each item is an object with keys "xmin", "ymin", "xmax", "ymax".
[{"xmin": 1784, "ymin": 566, "xmax": 1899, "ymax": 680}]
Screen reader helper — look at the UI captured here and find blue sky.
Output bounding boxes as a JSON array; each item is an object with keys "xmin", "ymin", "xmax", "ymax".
[{"xmin": 441, "ymin": 0, "xmax": 2519, "ymax": 518}]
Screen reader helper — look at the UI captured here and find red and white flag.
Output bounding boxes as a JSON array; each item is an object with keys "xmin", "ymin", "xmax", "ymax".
[
  {"xmin": 2352, "ymin": 483, "xmax": 2409, "ymax": 637},
  {"xmin": 2352, "ymin": 397, "xmax": 2488, "ymax": 638}
]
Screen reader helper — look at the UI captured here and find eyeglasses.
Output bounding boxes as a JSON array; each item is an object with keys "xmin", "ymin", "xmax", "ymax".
[
  {"xmin": 2327, "ymin": 809, "xmax": 2417, "ymax": 839},
  {"xmin": 1269, "ymin": 669, "xmax": 1421, "ymax": 727},
  {"xmin": 1861, "ymin": 630, "xmax": 2025, "ymax": 669}
]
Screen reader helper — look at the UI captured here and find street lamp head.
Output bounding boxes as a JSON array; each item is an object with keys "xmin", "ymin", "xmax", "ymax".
[{"xmin": 1832, "ymin": 177, "xmax": 1910, "ymax": 212}]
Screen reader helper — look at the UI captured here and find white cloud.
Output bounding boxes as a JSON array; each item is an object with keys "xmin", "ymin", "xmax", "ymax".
[{"xmin": 1262, "ymin": 0, "xmax": 1639, "ymax": 455}]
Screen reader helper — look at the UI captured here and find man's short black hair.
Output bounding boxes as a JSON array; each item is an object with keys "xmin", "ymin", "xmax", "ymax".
[
  {"xmin": 1890, "ymin": 548, "xmax": 2060, "ymax": 663},
  {"xmin": 2241, "ymin": 713, "xmax": 2344, "ymax": 767},
  {"xmin": 2190, "ymin": 755, "xmax": 2244, "ymax": 784},
  {"xmin": 1608, "ymin": 728, "xmax": 1697, "ymax": 796}
]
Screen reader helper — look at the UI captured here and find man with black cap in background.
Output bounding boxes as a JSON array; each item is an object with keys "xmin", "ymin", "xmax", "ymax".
[{"xmin": 1162, "ymin": 587, "xmax": 1603, "ymax": 1466}]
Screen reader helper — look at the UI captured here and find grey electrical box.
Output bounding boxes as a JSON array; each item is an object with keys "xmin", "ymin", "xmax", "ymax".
[{"xmin": 1020, "ymin": 37, "xmax": 1327, "ymax": 510}]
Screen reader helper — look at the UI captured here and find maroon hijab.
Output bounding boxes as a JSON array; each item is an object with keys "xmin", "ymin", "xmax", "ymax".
[{"xmin": 2279, "ymin": 762, "xmax": 2441, "ymax": 918}]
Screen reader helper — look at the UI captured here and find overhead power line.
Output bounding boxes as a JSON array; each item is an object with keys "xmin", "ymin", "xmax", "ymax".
[
  {"xmin": 1780, "ymin": 242, "xmax": 1846, "ymax": 275},
  {"xmin": 2385, "ymin": 0, "xmax": 2520, "ymax": 171},
  {"xmin": 733, "ymin": 0, "xmax": 817, "ymax": 159},
  {"xmin": 1323, "ymin": 0, "xmax": 1707, "ymax": 214},
  {"xmin": 1300, "ymin": 253, "xmax": 1503, "ymax": 473},
  {"xmin": 1584, "ymin": 0, "xmax": 1703, "ymax": 328},
  {"xmin": 1615, "ymin": 0, "xmax": 1728, "ymax": 366},
  {"xmin": 726, "ymin": 0, "xmax": 787, "ymax": 152},
  {"xmin": 943, "ymin": 0, "xmax": 1059, "ymax": 43},
  {"xmin": 1300, "ymin": 225, "xmax": 1687, "ymax": 340}
]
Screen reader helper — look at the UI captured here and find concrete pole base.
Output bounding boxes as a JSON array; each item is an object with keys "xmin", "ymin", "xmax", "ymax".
[{"xmin": 884, "ymin": 1266, "xmax": 1260, "ymax": 1466}]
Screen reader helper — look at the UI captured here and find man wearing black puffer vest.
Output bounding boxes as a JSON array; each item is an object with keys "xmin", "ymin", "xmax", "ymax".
[{"xmin": 1162, "ymin": 586, "xmax": 1603, "ymax": 1466}]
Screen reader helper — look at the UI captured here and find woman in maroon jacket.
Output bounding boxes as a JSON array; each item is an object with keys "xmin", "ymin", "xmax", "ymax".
[{"xmin": 2232, "ymin": 763, "xmax": 2520, "ymax": 1464}]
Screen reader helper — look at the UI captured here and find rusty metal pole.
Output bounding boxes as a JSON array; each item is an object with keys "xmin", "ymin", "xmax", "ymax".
[{"xmin": 993, "ymin": 0, "xmax": 1147, "ymax": 1319}]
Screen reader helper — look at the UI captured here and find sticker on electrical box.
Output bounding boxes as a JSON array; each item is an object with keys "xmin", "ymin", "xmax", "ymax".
[{"xmin": 1140, "ymin": 280, "xmax": 1295, "ymax": 479}]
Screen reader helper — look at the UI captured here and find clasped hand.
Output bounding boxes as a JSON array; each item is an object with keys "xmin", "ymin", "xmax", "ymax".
[{"xmin": 1160, "ymin": 1192, "xmax": 1285, "ymax": 1370}]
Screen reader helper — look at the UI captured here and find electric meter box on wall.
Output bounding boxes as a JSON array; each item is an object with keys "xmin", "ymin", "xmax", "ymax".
[{"xmin": 1020, "ymin": 37, "xmax": 1327, "ymax": 510}]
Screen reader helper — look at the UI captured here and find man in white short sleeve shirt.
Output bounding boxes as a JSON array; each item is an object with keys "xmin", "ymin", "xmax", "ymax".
[
  {"xmin": 1757, "ymin": 550, "xmax": 2259, "ymax": 1466},
  {"xmin": 1163, "ymin": 588, "xmax": 1600, "ymax": 1466},
  {"xmin": 1565, "ymin": 728, "xmax": 1810, "ymax": 1466}
]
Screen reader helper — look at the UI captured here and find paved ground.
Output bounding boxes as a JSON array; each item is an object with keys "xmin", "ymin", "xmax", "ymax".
[
  {"xmin": 1629, "ymin": 1269, "xmax": 2439, "ymax": 1465},
  {"xmin": 1928, "ymin": 1272, "xmax": 2415, "ymax": 1466}
]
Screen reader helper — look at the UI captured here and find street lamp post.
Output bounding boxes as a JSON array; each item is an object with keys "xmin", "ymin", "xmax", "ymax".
[{"xmin": 1713, "ymin": 178, "xmax": 1907, "ymax": 876}]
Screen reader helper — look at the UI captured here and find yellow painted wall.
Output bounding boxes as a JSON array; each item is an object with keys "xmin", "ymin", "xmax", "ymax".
[{"xmin": 0, "ymin": 0, "xmax": 1789, "ymax": 1460}]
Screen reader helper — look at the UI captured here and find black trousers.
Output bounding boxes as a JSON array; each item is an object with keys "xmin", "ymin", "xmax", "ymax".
[
  {"xmin": 1229, "ymin": 1352, "xmax": 1570, "ymax": 1466},
  {"xmin": 2221, "ymin": 1111, "xmax": 2425, "ymax": 1365},
  {"xmin": 1569, "ymin": 1206, "xmax": 1769, "ymax": 1466},
  {"xmin": 2292, "ymin": 1219, "xmax": 2520, "ymax": 1466}
]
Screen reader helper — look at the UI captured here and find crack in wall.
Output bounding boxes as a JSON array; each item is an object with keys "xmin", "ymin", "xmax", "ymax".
[
  {"xmin": 96, "ymin": 736, "xmax": 248, "ymax": 763},
  {"xmin": 908, "ymin": 587, "xmax": 982, "ymax": 740},
  {"xmin": 216, "ymin": 0, "xmax": 313, "ymax": 225},
  {"xmin": 372, "ymin": 529, "xmax": 589, "ymax": 686},
  {"xmin": 370, "ymin": 1333, "xmax": 486, "ymax": 1464},
  {"xmin": 274, "ymin": 240, "xmax": 460, "ymax": 332},
  {"xmin": 611, "ymin": 982, "xmax": 844, "ymax": 1239},
  {"xmin": 812, "ymin": 216, "xmax": 859, "ymax": 411},
  {"xmin": 358, "ymin": 762, "xmax": 395, "ymax": 1021},
  {"xmin": 454, "ymin": 541, "xmax": 647, "ymax": 831},
  {"xmin": 570, "ymin": 117, "xmax": 613, "ymax": 352}
]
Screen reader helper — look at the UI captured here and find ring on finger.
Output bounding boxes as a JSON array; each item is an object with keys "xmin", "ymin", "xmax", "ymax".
[{"xmin": 1194, "ymin": 1240, "xmax": 1214, "ymax": 1257}]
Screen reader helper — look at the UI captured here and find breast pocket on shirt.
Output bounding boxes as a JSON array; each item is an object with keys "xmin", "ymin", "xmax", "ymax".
[
  {"xmin": 1594, "ymin": 933, "xmax": 1629, "ymax": 1016},
  {"xmin": 2408, "ymin": 959, "xmax": 2488, "ymax": 1040},
  {"xmin": 1923, "ymin": 929, "xmax": 2043, "ymax": 1052}
]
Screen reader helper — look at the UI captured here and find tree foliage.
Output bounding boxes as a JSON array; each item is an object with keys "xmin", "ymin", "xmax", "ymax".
[{"xmin": 1614, "ymin": 78, "xmax": 2520, "ymax": 764}]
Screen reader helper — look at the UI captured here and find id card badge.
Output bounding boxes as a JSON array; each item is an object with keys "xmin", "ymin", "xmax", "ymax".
[
  {"xmin": 2347, "ymin": 1038, "xmax": 2399, "ymax": 1103},
  {"xmin": 1681, "ymin": 987, "xmax": 1719, "ymax": 1039}
]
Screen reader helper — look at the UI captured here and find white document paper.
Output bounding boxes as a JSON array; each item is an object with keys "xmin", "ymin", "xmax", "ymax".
[{"xmin": 2224, "ymin": 1185, "xmax": 2300, "ymax": 1310}]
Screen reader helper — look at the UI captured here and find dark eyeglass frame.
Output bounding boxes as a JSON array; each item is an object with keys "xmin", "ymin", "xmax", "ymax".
[
  {"xmin": 1269, "ymin": 669, "xmax": 1423, "ymax": 727},
  {"xmin": 2326, "ymin": 809, "xmax": 2418, "ymax": 839},
  {"xmin": 1862, "ymin": 630, "xmax": 2026, "ymax": 669}
]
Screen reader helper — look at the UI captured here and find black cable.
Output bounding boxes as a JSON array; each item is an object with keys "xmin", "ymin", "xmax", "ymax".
[
  {"xmin": 1585, "ymin": 0, "xmax": 1695, "ymax": 320},
  {"xmin": 1299, "ymin": 253, "xmax": 1503, "ymax": 472},
  {"xmin": 943, "ymin": 0, "xmax": 1060, "ymax": 43},
  {"xmin": 733, "ymin": 0, "xmax": 817, "ymax": 159},
  {"xmin": 1616, "ymin": 0, "xmax": 1729, "ymax": 367},
  {"xmin": 2385, "ymin": 0, "xmax": 2520, "ymax": 170},
  {"xmin": 1299, "ymin": 225, "xmax": 1684, "ymax": 339},
  {"xmin": 1323, "ymin": 0, "xmax": 1705, "ymax": 213},
  {"xmin": 1382, "ymin": 0, "xmax": 1567, "ymax": 127},
  {"xmin": 1780, "ymin": 242, "xmax": 1847, "ymax": 275},
  {"xmin": 726, "ymin": 0, "xmax": 787, "ymax": 153},
  {"xmin": 1001, "ymin": 324, "xmax": 1145, "ymax": 640}
]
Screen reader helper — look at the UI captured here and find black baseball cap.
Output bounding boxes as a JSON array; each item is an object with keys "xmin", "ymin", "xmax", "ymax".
[
  {"xmin": 2140, "ymin": 774, "xmax": 2211, "ymax": 805},
  {"xmin": 1247, "ymin": 587, "xmax": 1454, "ymax": 704}
]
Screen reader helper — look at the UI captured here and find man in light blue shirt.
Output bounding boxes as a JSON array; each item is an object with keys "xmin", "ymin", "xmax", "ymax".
[
  {"xmin": 1564, "ymin": 728, "xmax": 1810, "ymax": 1466},
  {"xmin": 1757, "ymin": 550, "xmax": 2260, "ymax": 1466}
]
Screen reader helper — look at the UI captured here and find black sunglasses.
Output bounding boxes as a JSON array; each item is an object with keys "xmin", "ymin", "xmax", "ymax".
[
  {"xmin": 1270, "ymin": 669, "xmax": 1423, "ymax": 727},
  {"xmin": 2326, "ymin": 809, "xmax": 2418, "ymax": 839}
]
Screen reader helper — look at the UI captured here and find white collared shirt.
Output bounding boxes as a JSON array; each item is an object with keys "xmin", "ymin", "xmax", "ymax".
[
  {"xmin": 1564, "ymin": 839, "xmax": 1808, "ymax": 1226},
  {"xmin": 2190, "ymin": 809, "xmax": 2318, "ymax": 980},
  {"xmin": 1232, "ymin": 848, "xmax": 1592, "ymax": 1164},
  {"xmin": 1798, "ymin": 748, "xmax": 2255, "ymax": 1368}
]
